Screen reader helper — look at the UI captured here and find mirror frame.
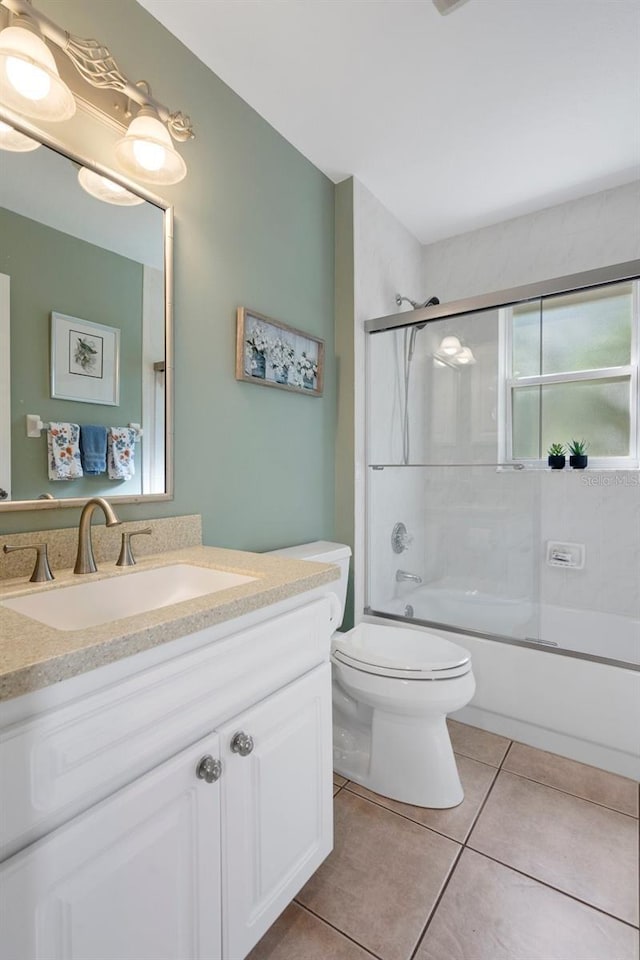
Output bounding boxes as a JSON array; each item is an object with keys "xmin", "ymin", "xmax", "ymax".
[{"xmin": 0, "ymin": 110, "xmax": 174, "ymax": 512}]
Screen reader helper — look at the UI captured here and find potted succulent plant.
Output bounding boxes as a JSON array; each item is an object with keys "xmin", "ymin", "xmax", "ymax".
[
  {"xmin": 547, "ymin": 442, "xmax": 566, "ymax": 470},
  {"xmin": 568, "ymin": 439, "xmax": 588, "ymax": 469}
]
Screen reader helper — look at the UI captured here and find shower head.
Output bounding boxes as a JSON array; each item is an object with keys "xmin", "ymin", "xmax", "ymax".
[
  {"xmin": 401, "ymin": 296, "xmax": 441, "ymax": 360},
  {"xmin": 395, "ymin": 293, "xmax": 440, "ymax": 312},
  {"xmin": 419, "ymin": 295, "xmax": 440, "ymax": 310}
]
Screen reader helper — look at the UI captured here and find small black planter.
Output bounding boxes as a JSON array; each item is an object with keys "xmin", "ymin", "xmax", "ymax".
[
  {"xmin": 570, "ymin": 454, "xmax": 588, "ymax": 469},
  {"xmin": 548, "ymin": 455, "xmax": 566, "ymax": 470}
]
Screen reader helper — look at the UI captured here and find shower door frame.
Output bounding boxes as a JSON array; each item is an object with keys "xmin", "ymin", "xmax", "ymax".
[
  {"xmin": 364, "ymin": 260, "xmax": 640, "ymax": 336},
  {"xmin": 362, "ymin": 258, "xmax": 640, "ymax": 671}
]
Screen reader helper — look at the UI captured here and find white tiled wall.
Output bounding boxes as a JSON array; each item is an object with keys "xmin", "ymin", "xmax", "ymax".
[
  {"xmin": 423, "ymin": 181, "xmax": 640, "ymax": 303},
  {"xmin": 362, "ymin": 178, "xmax": 640, "ymax": 641},
  {"xmin": 353, "ymin": 180, "xmax": 425, "ymax": 618},
  {"xmin": 417, "ymin": 179, "xmax": 640, "ymax": 635},
  {"xmin": 539, "ymin": 471, "xmax": 640, "ymax": 622}
]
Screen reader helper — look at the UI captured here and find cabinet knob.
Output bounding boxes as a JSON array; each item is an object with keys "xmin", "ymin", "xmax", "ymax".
[
  {"xmin": 230, "ymin": 731, "xmax": 254, "ymax": 756},
  {"xmin": 196, "ymin": 755, "xmax": 222, "ymax": 783}
]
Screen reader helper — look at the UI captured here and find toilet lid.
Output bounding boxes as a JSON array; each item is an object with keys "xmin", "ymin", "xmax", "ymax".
[{"xmin": 332, "ymin": 623, "xmax": 471, "ymax": 679}]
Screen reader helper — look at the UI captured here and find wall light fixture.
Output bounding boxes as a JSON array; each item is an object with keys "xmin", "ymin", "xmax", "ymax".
[
  {"xmin": 77, "ymin": 166, "xmax": 145, "ymax": 206},
  {"xmin": 0, "ymin": 0, "xmax": 194, "ymax": 184},
  {"xmin": 0, "ymin": 115, "xmax": 38, "ymax": 149},
  {"xmin": 115, "ymin": 104, "xmax": 187, "ymax": 185},
  {"xmin": 0, "ymin": 12, "xmax": 75, "ymax": 120},
  {"xmin": 434, "ymin": 337, "xmax": 476, "ymax": 368}
]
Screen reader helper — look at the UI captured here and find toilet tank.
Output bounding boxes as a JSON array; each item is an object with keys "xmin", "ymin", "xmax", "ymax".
[{"xmin": 266, "ymin": 541, "xmax": 351, "ymax": 629}]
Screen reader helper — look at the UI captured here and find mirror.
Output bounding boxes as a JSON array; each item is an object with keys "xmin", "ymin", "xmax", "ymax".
[{"xmin": 0, "ymin": 130, "xmax": 172, "ymax": 510}]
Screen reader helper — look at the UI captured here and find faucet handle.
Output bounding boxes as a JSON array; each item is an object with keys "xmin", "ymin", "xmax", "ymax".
[
  {"xmin": 3, "ymin": 543, "xmax": 54, "ymax": 583},
  {"xmin": 116, "ymin": 528, "xmax": 152, "ymax": 567}
]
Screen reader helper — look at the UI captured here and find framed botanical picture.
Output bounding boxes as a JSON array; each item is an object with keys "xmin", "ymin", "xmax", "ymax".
[
  {"xmin": 51, "ymin": 312, "xmax": 120, "ymax": 406},
  {"xmin": 235, "ymin": 307, "xmax": 325, "ymax": 397}
]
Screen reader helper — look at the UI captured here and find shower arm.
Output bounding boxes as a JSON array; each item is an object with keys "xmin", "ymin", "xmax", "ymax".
[{"xmin": 395, "ymin": 293, "xmax": 440, "ymax": 311}]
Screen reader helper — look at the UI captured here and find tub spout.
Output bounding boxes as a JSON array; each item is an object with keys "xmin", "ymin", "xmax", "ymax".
[{"xmin": 396, "ymin": 569, "xmax": 423, "ymax": 584}]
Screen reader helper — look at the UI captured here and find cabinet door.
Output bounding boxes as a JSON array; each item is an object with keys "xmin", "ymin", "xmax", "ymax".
[
  {"xmin": 0, "ymin": 733, "xmax": 223, "ymax": 960},
  {"xmin": 220, "ymin": 663, "xmax": 333, "ymax": 960}
]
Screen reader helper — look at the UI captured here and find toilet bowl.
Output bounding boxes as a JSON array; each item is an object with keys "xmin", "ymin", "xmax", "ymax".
[
  {"xmin": 332, "ymin": 623, "xmax": 474, "ymax": 807},
  {"xmin": 267, "ymin": 541, "xmax": 475, "ymax": 809}
]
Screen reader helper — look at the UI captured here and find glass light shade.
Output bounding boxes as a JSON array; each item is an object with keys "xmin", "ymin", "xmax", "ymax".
[
  {"xmin": 0, "ymin": 118, "xmax": 39, "ymax": 151},
  {"xmin": 0, "ymin": 23, "xmax": 75, "ymax": 121},
  {"xmin": 456, "ymin": 346, "xmax": 476, "ymax": 365},
  {"xmin": 78, "ymin": 167, "xmax": 145, "ymax": 206},
  {"xmin": 115, "ymin": 108, "xmax": 187, "ymax": 185},
  {"xmin": 440, "ymin": 335, "xmax": 462, "ymax": 355}
]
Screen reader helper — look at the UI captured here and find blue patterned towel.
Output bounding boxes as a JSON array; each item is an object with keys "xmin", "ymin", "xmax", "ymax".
[
  {"xmin": 47, "ymin": 422, "xmax": 83, "ymax": 480},
  {"xmin": 79, "ymin": 424, "xmax": 107, "ymax": 474},
  {"xmin": 108, "ymin": 427, "xmax": 136, "ymax": 480}
]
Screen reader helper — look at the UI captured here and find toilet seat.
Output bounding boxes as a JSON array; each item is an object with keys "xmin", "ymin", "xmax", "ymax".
[{"xmin": 332, "ymin": 623, "xmax": 471, "ymax": 680}]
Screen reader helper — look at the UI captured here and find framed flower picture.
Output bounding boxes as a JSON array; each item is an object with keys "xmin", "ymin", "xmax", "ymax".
[
  {"xmin": 235, "ymin": 307, "xmax": 325, "ymax": 397},
  {"xmin": 51, "ymin": 312, "xmax": 120, "ymax": 406}
]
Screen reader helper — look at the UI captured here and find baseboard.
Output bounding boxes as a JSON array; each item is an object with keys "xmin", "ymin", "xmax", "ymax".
[{"xmin": 452, "ymin": 704, "xmax": 640, "ymax": 781}]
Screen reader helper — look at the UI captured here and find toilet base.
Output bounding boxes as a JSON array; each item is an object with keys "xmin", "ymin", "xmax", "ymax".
[
  {"xmin": 332, "ymin": 662, "xmax": 475, "ymax": 809},
  {"xmin": 334, "ymin": 709, "xmax": 464, "ymax": 808}
]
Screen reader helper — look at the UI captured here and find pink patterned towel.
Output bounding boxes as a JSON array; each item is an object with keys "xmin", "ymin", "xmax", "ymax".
[
  {"xmin": 47, "ymin": 422, "xmax": 83, "ymax": 480},
  {"xmin": 108, "ymin": 427, "xmax": 136, "ymax": 480}
]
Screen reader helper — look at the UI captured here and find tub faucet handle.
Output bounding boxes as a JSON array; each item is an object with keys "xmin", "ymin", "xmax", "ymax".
[{"xmin": 392, "ymin": 522, "xmax": 413, "ymax": 554}]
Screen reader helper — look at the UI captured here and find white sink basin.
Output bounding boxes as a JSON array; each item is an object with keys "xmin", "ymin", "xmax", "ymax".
[{"xmin": 2, "ymin": 564, "xmax": 257, "ymax": 631}]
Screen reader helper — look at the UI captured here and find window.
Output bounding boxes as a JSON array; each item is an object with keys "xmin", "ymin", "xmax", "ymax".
[{"xmin": 503, "ymin": 280, "xmax": 639, "ymax": 465}]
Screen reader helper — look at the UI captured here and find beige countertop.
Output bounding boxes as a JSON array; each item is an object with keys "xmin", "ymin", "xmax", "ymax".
[{"xmin": 0, "ymin": 546, "xmax": 339, "ymax": 702}]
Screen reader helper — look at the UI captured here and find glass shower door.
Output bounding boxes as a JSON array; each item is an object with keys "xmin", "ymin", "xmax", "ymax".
[{"xmin": 366, "ymin": 310, "xmax": 541, "ymax": 643}]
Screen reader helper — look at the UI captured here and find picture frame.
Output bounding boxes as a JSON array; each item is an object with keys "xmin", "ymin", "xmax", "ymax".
[
  {"xmin": 51, "ymin": 312, "xmax": 120, "ymax": 406},
  {"xmin": 236, "ymin": 307, "xmax": 325, "ymax": 397}
]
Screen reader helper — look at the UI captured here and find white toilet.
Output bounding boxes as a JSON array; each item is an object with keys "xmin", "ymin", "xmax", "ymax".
[{"xmin": 268, "ymin": 541, "xmax": 475, "ymax": 809}]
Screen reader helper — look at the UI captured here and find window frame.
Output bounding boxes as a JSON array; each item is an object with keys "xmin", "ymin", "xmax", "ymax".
[{"xmin": 500, "ymin": 280, "xmax": 640, "ymax": 469}]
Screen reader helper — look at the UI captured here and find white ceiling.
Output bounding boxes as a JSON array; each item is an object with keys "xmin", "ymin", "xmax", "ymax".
[{"xmin": 137, "ymin": 0, "xmax": 640, "ymax": 245}]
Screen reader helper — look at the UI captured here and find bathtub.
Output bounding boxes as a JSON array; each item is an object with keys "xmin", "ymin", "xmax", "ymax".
[
  {"xmin": 365, "ymin": 588, "xmax": 640, "ymax": 780},
  {"xmin": 380, "ymin": 583, "xmax": 639, "ymax": 667}
]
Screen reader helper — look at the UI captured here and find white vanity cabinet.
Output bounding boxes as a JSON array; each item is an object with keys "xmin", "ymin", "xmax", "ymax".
[
  {"xmin": 0, "ymin": 596, "xmax": 334, "ymax": 960},
  {"xmin": 0, "ymin": 730, "xmax": 225, "ymax": 960},
  {"xmin": 220, "ymin": 664, "xmax": 332, "ymax": 960}
]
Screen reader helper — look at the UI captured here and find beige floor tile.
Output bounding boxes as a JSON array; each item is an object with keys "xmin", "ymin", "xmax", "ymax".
[
  {"xmin": 345, "ymin": 754, "xmax": 497, "ymax": 842},
  {"xmin": 334, "ymin": 773, "xmax": 348, "ymax": 787},
  {"xmin": 415, "ymin": 849, "xmax": 640, "ymax": 960},
  {"xmin": 298, "ymin": 790, "xmax": 459, "ymax": 960},
  {"xmin": 447, "ymin": 719, "xmax": 510, "ymax": 767},
  {"xmin": 503, "ymin": 741, "xmax": 639, "ymax": 817},
  {"xmin": 469, "ymin": 771, "xmax": 639, "ymax": 925},
  {"xmin": 247, "ymin": 903, "xmax": 375, "ymax": 960},
  {"xmin": 333, "ymin": 784, "xmax": 341, "ymax": 797}
]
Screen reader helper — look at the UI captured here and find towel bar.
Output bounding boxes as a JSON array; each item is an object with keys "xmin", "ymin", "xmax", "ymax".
[{"xmin": 25, "ymin": 415, "xmax": 143, "ymax": 441}]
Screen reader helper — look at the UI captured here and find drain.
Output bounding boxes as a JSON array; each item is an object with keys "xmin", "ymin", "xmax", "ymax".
[{"xmin": 404, "ymin": 604, "xmax": 414, "ymax": 617}]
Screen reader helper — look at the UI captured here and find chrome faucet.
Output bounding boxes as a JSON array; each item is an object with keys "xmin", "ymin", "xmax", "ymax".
[
  {"xmin": 396, "ymin": 569, "xmax": 423, "ymax": 584},
  {"xmin": 74, "ymin": 497, "xmax": 121, "ymax": 575}
]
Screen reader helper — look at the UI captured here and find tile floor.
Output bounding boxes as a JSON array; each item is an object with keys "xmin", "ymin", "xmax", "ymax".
[{"xmin": 249, "ymin": 720, "xmax": 639, "ymax": 960}]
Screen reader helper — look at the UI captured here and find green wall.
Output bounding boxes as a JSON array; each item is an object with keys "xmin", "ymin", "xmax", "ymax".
[
  {"xmin": 1, "ymin": 0, "xmax": 336, "ymax": 549},
  {"xmin": 1, "ymin": 207, "xmax": 143, "ymax": 501}
]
